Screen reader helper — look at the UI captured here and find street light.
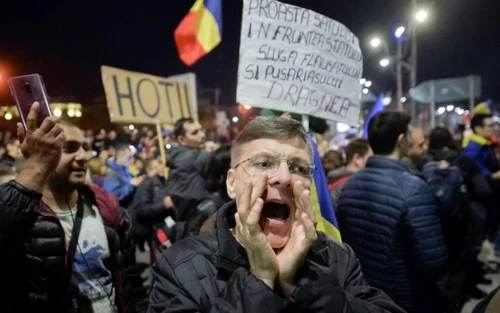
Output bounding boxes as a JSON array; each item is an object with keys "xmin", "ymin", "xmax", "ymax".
[
  {"xmin": 370, "ymin": 37, "xmax": 381, "ymax": 48},
  {"xmin": 380, "ymin": 58, "xmax": 390, "ymax": 67},
  {"xmin": 362, "ymin": 88, "xmax": 369, "ymax": 95},
  {"xmin": 360, "ymin": 78, "xmax": 366, "ymax": 85},
  {"xmin": 53, "ymin": 108, "xmax": 62, "ymax": 117},
  {"xmin": 395, "ymin": 26, "xmax": 406, "ymax": 39},
  {"xmin": 365, "ymin": 81, "xmax": 372, "ymax": 88},
  {"xmin": 415, "ymin": 10, "xmax": 428, "ymax": 23}
]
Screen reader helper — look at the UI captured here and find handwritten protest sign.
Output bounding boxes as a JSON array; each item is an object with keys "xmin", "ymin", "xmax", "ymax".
[
  {"xmin": 101, "ymin": 66, "xmax": 198, "ymax": 124},
  {"xmin": 237, "ymin": 0, "xmax": 363, "ymax": 126}
]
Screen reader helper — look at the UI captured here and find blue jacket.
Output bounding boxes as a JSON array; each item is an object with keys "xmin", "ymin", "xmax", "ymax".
[
  {"xmin": 337, "ymin": 155, "xmax": 448, "ymax": 313},
  {"xmin": 462, "ymin": 134, "xmax": 499, "ymax": 178},
  {"xmin": 103, "ymin": 159, "xmax": 134, "ymax": 202}
]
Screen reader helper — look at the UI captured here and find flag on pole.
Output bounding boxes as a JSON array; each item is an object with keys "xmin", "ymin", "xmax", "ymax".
[
  {"xmin": 310, "ymin": 134, "xmax": 342, "ymax": 242},
  {"xmin": 174, "ymin": 0, "xmax": 222, "ymax": 66},
  {"xmin": 473, "ymin": 99, "xmax": 492, "ymax": 115},
  {"xmin": 362, "ymin": 93, "xmax": 385, "ymax": 138}
]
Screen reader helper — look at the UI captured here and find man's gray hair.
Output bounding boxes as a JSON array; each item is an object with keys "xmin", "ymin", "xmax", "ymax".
[{"xmin": 231, "ymin": 116, "xmax": 313, "ymax": 167}]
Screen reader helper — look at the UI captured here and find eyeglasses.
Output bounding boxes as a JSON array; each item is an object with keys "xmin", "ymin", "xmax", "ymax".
[{"xmin": 234, "ymin": 155, "xmax": 315, "ymax": 179}]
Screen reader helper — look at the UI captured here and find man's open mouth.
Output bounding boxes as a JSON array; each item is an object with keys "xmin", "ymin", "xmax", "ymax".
[{"xmin": 262, "ymin": 201, "xmax": 290, "ymax": 220}]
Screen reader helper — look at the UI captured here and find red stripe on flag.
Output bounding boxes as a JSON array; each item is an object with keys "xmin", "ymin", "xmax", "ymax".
[{"xmin": 174, "ymin": 11, "xmax": 208, "ymax": 66}]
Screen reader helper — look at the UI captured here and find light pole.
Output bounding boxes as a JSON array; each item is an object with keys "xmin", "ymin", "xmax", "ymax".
[
  {"xmin": 395, "ymin": 27, "xmax": 405, "ymax": 110},
  {"xmin": 411, "ymin": 4, "xmax": 428, "ymax": 120},
  {"xmin": 368, "ymin": 5, "xmax": 428, "ymax": 115}
]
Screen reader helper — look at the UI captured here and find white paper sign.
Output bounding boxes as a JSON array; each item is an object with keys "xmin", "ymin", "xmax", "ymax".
[{"xmin": 237, "ymin": 0, "xmax": 363, "ymax": 126}]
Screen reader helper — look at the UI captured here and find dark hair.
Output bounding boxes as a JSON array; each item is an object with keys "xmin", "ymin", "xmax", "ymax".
[
  {"xmin": 232, "ymin": 117, "xmax": 311, "ymax": 166},
  {"xmin": 368, "ymin": 111, "xmax": 411, "ymax": 155},
  {"xmin": 173, "ymin": 117, "xmax": 195, "ymax": 139},
  {"xmin": 428, "ymin": 127, "xmax": 456, "ymax": 151},
  {"xmin": 115, "ymin": 144, "xmax": 131, "ymax": 157},
  {"xmin": 323, "ymin": 150, "xmax": 344, "ymax": 168},
  {"xmin": 206, "ymin": 145, "xmax": 232, "ymax": 194},
  {"xmin": 345, "ymin": 139, "xmax": 371, "ymax": 164},
  {"xmin": 470, "ymin": 114, "xmax": 493, "ymax": 134}
]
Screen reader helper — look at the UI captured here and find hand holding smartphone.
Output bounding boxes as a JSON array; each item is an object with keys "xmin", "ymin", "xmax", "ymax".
[{"xmin": 8, "ymin": 74, "xmax": 52, "ymax": 130}]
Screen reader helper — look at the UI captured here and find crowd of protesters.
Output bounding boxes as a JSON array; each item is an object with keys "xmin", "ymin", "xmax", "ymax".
[{"xmin": 1, "ymin": 103, "xmax": 500, "ymax": 313}]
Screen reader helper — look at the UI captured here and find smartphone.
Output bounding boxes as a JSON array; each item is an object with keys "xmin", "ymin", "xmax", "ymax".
[{"xmin": 8, "ymin": 74, "xmax": 52, "ymax": 130}]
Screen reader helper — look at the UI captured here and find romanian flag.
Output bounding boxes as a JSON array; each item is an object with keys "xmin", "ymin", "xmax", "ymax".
[
  {"xmin": 310, "ymin": 135, "xmax": 342, "ymax": 242},
  {"xmin": 174, "ymin": 0, "xmax": 222, "ymax": 66}
]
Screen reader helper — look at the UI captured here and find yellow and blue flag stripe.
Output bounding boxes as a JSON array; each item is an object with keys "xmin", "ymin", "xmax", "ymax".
[
  {"xmin": 310, "ymin": 135, "xmax": 342, "ymax": 242},
  {"xmin": 174, "ymin": 0, "xmax": 222, "ymax": 66}
]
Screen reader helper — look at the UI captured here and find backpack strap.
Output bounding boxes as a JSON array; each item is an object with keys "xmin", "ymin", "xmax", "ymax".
[
  {"xmin": 328, "ymin": 176, "xmax": 349, "ymax": 191},
  {"xmin": 66, "ymin": 194, "xmax": 85, "ymax": 302}
]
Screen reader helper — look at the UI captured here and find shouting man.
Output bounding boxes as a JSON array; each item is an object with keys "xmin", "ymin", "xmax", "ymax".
[{"xmin": 148, "ymin": 117, "xmax": 404, "ymax": 313}]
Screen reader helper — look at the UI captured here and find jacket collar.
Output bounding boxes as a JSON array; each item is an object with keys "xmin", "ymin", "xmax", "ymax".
[
  {"xmin": 40, "ymin": 184, "xmax": 120, "ymax": 228},
  {"xmin": 463, "ymin": 133, "xmax": 490, "ymax": 148},
  {"xmin": 367, "ymin": 155, "xmax": 418, "ymax": 175},
  {"xmin": 215, "ymin": 201, "xmax": 249, "ymax": 273}
]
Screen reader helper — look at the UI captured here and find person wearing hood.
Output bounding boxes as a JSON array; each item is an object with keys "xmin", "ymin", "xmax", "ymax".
[
  {"xmin": 103, "ymin": 144, "xmax": 145, "ymax": 207},
  {"xmin": 328, "ymin": 138, "xmax": 372, "ymax": 208},
  {"xmin": 419, "ymin": 127, "xmax": 491, "ymax": 305}
]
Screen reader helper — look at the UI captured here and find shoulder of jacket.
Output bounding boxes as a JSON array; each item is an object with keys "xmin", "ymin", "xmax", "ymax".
[
  {"xmin": 159, "ymin": 234, "xmax": 218, "ymax": 268},
  {"xmin": 316, "ymin": 232, "xmax": 350, "ymax": 254}
]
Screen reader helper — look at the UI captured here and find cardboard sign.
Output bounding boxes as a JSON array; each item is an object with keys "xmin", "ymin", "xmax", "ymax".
[
  {"xmin": 101, "ymin": 66, "xmax": 198, "ymax": 124},
  {"xmin": 237, "ymin": 0, "xmax": 363, "ymax": 126}
]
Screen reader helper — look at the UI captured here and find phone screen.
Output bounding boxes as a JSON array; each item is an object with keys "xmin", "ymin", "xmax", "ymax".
[{"xmin": 8, "ymin": 74, "xmax": 52, "ymax": 130}]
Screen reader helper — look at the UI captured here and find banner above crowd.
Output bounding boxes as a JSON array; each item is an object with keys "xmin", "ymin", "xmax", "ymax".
[
  {"xmin": 101, "ymin": 66, "xmax": 198, "ymax": 125},
  {"xmin": 236, "ymin": 0, "xmax": 363, "ymax": 126}
]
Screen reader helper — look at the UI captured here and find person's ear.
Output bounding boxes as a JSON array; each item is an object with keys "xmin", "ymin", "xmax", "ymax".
[
  {"xmin": 397, "ymin": 133, "xmax": 407, "ymax": 151},
  {"xmin": 226, "ymin": 169, "xmax": 236, "ymax": 200},
  {"xmin": 177, "ymin": 135, "xmax": 186, "ymax": 145}
]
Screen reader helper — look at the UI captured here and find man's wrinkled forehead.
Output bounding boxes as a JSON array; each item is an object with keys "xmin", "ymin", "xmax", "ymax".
[{"xmin": 234, "ymin": 137, "xmax": 311, "ymax": 162}]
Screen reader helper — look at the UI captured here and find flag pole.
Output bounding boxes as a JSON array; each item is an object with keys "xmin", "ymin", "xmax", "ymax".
[
  {"xmin": 302, "ymin": 114, "xmax": 310, "ymax": 132},
  {"xmin": 213, "ymin": 0, "xmax": 223, "ymax": 119}
]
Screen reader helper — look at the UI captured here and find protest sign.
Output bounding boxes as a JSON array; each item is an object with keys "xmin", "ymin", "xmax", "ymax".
[
  {"xmin": 236, "ymin": 0, "xmax": 363, "ymax": 126},
  {"xmin": 101, "ymin": 66, "xmax": 198, "ymax": 124}
]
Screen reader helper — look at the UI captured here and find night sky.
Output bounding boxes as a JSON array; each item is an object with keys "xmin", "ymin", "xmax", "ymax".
[{"xmin": 0, "ymin": 0, "xmax": 499, "ymax": 108}]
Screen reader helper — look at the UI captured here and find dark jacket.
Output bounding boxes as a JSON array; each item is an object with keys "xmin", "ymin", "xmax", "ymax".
[
  {"xmin": 148, "ymin": 201, "xmax": 405, "ymax": 313},
  {"xmin": 0, "ymin": 181, "xmax": 148, "ymax": 313},
  {"xmin": 165, "ymin": 146, "xmax": 213, "ymax": 214},
  {"xmin": 133, "ymin": 175, "xmax": 171, "ymax": 225},
  {"xmin": 327, "ymin": 167, "xmax": 354, "ymax": 208},
  {"xmin": 337, "ymin": 155, "xmax": 448, "ymax": 313}
]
